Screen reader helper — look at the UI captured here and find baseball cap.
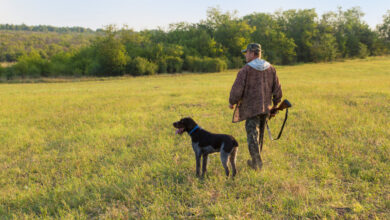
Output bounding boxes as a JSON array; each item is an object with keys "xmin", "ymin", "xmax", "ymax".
[{"xmin": 241, "ymin": 43, "xmax": 261, "ymax": 53}]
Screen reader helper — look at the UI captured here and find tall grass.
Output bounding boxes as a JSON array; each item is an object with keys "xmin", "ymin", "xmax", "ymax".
[{"xmin": 0, "ymin": 57, "xmax": 389, "ymax": 219}]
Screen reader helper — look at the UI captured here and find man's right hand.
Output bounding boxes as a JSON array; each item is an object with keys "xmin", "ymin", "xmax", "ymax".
[
  {"xmin": 270, "ymin": 107, "xmax": 278, "ymax": 118},
  {"xmin": 229, "ymin": 104, "xmax": 234, "ymax": 109}
]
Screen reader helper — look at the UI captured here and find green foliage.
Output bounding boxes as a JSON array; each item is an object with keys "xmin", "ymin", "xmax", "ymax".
[
  {"xmin": 185, "ymin": 56, "xmax": 227, "ymax": 72},
  {"xmin": 228, "ymin": 56, "xmax": 244, "ymax": 69},
  {"xmin": 207, "ymin": 8, "xmax": 254, "ymax": 58},
  {"xmin": 1, "ymin": 7, "xmax": 389, "ymax": 79},
  {"xmin": 277, "ymin": 9, "xmax": 318, "ymax": 62},
  {"xmin": 93, "ymin": 25, "xmax": 128, "ymax": 76},
  {"xmin": 358, "ymin": 42, "xmax": 369, "ymax": 58},
  {"xmin": 129, "ymin": 57, "xmax": 158, "ymax": 76},
  {"xmin": 0, "ymin": 23, "xmax": 95, "ymax": 33},
  {"xmin": 244, "ymin": 13, "xmax": 297, "ymax": 64},
  {"xmin": 0, "ymin": 65, "xmax": 3, "ymax": 80},
  {"xmin": 48, "ymin": 52, "xmax": 73, "ymax": 76},
  {"xmin": 70, "ymin": 47, "xmax": 98, "ymax": 76},
  {"xmin": 377, "ymin": 10, "xmax": 390, "ymax": 52},
  {"xmin": 165, "ymin": 56, "xmax": 183, "ymax": 73},
  {"xmin": 310, "ymin": 34, "xmax": 338, "ymax": 62},
  {"xmin": 0, "ymin": 30, "xmax": 93, "ymax": 62},
  {"xmin": 167, "ymin": 23, "xmax": 222, "ymax": 57},
  {"xmin": 12, "ymin": 51, "xmax": 50, "ymax": 78}
]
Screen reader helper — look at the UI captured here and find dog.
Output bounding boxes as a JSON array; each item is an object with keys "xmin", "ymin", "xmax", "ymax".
[{"xmin": 173, "ymin": 117, "xmax": 238, "ymax": 178}]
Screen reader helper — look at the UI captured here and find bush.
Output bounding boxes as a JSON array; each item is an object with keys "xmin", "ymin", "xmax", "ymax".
[
  {"xmin": 165, "ymin": 56, "xmax": 183, "ymax": 73},
  {"xmin": 94, "ymin": 37, "xmax": 128, "ymax": 76},
  {"xmin": 129, "ymin": 57, "xmax": 158, "ymax": 76},
  {"xmin": 229, "ymin": 56, "xmax": 244, "ymax": 69},
  {"xmin": 48, "ymin": 52, "xmax": 73, "ymax": 76},
  {"xmin": 157, "ymin": 59, "xmax": 168, "ymax": 73},
  {"xmin": 358, "ymin": 42, "xmax": 369, "ymax": 58},
  {"xmin": 70, "ymin": 47, "xmax": 97, "ymax": 76},
  {"xmin": 12, "ymin": 51, "xmax": 50, "ymax": 78},
  {"xmin": 310, "ymin": 34, "xmax": 338, "ymax": 62},
  {"xmin": 156, "ymin": 56, "xmax": 183, "ymax": 73},
  {"xmin": 0, "ymin": 65, "xmax": 4, "ymax": 81},
  {"xmin": 184, "ymin": 56, "xmax": 227, "ymax": 72},
  {"xmin": 204, "ymin": 57, "xmax": 228, "ymax": 72}
]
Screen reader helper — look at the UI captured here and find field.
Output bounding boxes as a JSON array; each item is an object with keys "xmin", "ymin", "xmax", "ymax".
[{"xmin": 0, "ymin": 57, "xmax": 389, "ymax": 219}]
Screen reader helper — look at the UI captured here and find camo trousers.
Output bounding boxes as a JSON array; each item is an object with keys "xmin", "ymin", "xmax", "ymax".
[{"xmin": 245, "ymin": 114, "xmax": 268, "ymax": 169}]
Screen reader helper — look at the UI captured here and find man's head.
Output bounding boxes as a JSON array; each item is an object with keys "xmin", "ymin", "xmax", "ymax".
[{"xmin": 242, "ymin": 43, "xmax": 261, "ymax": 62}]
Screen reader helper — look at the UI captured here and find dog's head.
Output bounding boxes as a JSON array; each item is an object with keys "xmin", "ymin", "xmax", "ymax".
[{"xmin": 173, "ymin": 117, "xmax": 197, "ymax": 135}]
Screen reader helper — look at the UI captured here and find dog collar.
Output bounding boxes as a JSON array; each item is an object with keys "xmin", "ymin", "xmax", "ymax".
[{"xmin": 188, "ymin": 125, "xmax": 200, "ymax": 135}]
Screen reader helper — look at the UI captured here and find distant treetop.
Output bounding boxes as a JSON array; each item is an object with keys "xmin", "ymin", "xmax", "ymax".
[{"xmin": 0, "ymin": 24, "xmax": 95, "ymax": 33}]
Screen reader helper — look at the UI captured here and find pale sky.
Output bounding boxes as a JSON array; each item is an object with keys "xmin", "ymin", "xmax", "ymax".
[{"xmin": 0, "ymin": 0, "xmax": 389, "ymax": 30}]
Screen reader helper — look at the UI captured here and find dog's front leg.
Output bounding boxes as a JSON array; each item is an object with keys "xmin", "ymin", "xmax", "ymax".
[
  {"xmin": 195, "ymin": 153, "xmax": 201, "ymax": 177},
  {"xmin": 201, "ymin": 154, "xmax": 208, "ymax": 177}
]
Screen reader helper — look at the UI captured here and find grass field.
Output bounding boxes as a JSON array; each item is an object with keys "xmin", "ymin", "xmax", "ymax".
[{"xmin": 0, "ymin": 57, "xmax": 389, "ymax": 219}]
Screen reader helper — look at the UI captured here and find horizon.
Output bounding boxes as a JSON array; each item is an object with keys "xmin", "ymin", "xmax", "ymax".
[{"xmin": 0, "ymin": 0, "xmax": 389, "ymax": 31}]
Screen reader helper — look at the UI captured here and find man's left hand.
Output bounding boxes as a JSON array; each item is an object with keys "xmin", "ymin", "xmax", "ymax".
[{"xmin": 229, "ymin": 104, "xmax": 234, "ymax": 109}]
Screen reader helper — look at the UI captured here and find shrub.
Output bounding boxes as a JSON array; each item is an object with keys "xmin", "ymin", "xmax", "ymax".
[
  {"xmin": 310, "ymin": 34, "xmax": 338, "ymax": 62},
  {"xmin": 12, "ymin": 51, "xmax": 50, "ymax": 78},
  {"xmin": 94, "ymin": 38, "xmax": 128, "ymax": 76},
  {"xmin": 184, "ymin": 56, "xmax": 202, "ymax": 72},
  {"xmin": 48, "ymin": 52, "xmax": 73, "ymax": 76},
  {"xmin": 129, "ymin": 57, "xmax": 158, "ymax": 76},
  {"xmin": 229, "ymin": 56, "xmax": 244, "ymax": 69},
  {"xmin": 185, "ymin": 56, "xmax": 227, "ymax": 72},
  {"xmin": 358, "ymin": 42, "xmax": 369, "ymax": 58},
  {"xmin": 70, "ymin": 47, "xmax": 97, "ymax": 76},
  {"xmin": 0, "ymin": 65, "xmax": 4, "ymax": 81},
  {"xmin": 157, "ymin": 58, "xmax": 168, "ymax": 73},
  {"xmin": 204, "ymin": 57, "xmax": 228, "ymax": 72},
  {"xmin": 165, "ymin": 56, "xmax": 183, "ymax": 73}
]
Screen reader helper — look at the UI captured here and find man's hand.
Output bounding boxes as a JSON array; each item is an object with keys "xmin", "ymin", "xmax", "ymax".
[
  {"xmin": 229, "ymin": 104, "xmax": 234, "ymax": 109},
  {"xmin": 270, "ymin": 106, "xmax": 278, "ymax": 118}
]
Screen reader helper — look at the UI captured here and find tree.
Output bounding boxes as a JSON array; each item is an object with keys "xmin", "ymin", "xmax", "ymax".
[
  {"xmin": 378, "ymin": 10, "xmax": 390, "ymax": 41},
  {"xmin": 167, "ymin": 22, "xmax": 222, "ymax": 57},
  {"xmin": 206, "ymin": 7, "xmax": 254, "ymax": 58},
  {"xmin": 334, "ymin": 7, "xmax": 376, "ymax": 57},
  {"xmin": 277, "ymin": 9, "xmax": 318, "ymax": 62},
  {"xmin": 93, "ymin": 25, "xmax": 128, "ymax": 76},
  {"xmin": 244, "ymin": 13, "xmax": 296, "ymax": 64}
]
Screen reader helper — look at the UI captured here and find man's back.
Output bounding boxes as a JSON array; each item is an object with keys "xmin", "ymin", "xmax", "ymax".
[{"xmin": 229, "ymin": 59, "xmax": 282, "ymax": 122}]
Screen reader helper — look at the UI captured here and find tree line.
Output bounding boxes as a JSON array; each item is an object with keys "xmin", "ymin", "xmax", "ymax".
[
  {"xmin": 1, "ymin": 7, "xmax": 390, "ymax": 79},
  {"xmin": 0, "ymin": 24, "xmax": 96, "ymax": 33}
]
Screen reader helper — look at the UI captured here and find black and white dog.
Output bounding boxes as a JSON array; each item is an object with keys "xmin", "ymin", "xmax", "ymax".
[{"xmin": 173, "ymin": 117, "xmax": 238, "ymax": 178}]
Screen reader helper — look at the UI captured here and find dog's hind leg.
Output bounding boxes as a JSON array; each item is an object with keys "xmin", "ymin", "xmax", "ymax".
[
  {"xmin": 229, "ymin": 147, "xmax": 238, "ymax": 177},
  {"xmin": 201, "ymin": 154, "xmax": 208, "ymax": 177},
  {"xmin": 220, "ymin": 150, "xmax": 230, "ymax": 177}
]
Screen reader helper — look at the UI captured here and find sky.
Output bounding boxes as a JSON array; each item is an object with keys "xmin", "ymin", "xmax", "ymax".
[{"xmin": 0, "ymin": 0, "xmax": 389, "ymax": 31}]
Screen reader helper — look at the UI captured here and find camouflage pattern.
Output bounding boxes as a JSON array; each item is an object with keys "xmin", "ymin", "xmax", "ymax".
[{"xmin": 245, "ymin": 113, "xmax": 268, "ymax": 169}]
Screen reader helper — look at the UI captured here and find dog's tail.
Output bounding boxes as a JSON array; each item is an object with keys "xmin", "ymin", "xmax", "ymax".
[{"xmin": 231, "ymin": 136, "xmax": 239, "ymax": 147}]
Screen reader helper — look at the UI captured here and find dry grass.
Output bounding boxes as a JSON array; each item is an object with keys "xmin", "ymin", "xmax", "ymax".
[{"xmin": 0, "ymin": 56, "xmax": 389, "ymax": 219}]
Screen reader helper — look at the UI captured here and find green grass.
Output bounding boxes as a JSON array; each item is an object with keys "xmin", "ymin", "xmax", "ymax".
[{"xmin": 0, "ymin": 57, "xmax": 389, "ymax": 219}]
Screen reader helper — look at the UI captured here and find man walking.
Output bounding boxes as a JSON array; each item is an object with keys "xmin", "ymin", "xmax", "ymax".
[{"xmin": 229, "ymin": 43, "xmax": 282, "ymax": 170}]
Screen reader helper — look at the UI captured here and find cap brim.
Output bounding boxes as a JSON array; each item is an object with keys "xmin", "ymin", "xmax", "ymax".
[{"xmin": 241, "ymin": 49, "xmax": 247, "ymax": 53}]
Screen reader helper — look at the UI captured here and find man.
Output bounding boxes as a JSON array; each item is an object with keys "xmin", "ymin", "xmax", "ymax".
[{"xmin": 229, "ymin": 43, "xmax": 282, "ymax": 170}]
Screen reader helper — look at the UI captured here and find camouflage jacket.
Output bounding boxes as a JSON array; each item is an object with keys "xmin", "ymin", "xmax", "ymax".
[{"xmin": 229, "ymin": 59, "xmax": 282, "ymax": 123}]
